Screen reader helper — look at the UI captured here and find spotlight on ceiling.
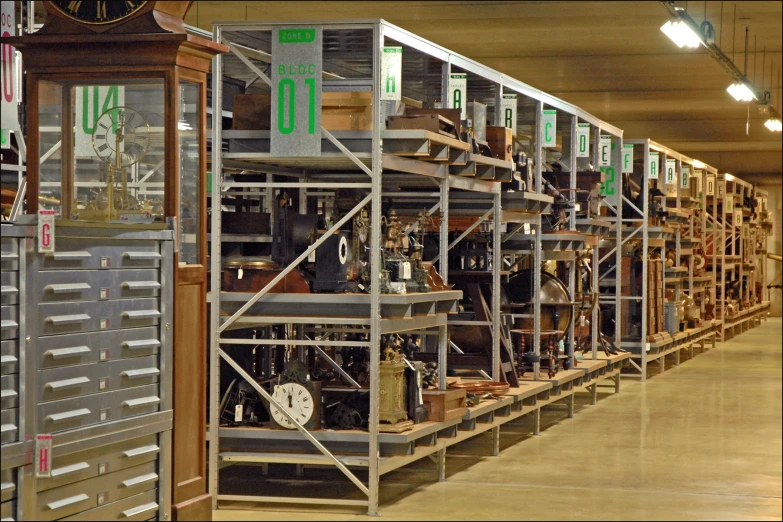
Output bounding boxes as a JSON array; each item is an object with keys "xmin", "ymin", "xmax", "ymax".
[
  {"xmin": 726, "ymin": 82, "xmax": 757, "ymax": 102},
  {"xmin": 660, "ymin": 19, "xmax": 703, "ymax": 48},
  {"xmin": 692, "ymin": 160, "xmax": 705, "ymax": 168},
  {"xmin": 764, "ymin": 118, "xmax": 782, "ymax": 132}
]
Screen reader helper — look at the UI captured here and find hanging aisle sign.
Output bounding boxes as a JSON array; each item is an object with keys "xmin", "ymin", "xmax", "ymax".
[
  {"xmin": 541, "ymin": 110, "xmax": 556, "ymax": 148},
  {"xmin": 725, "ymin": 196, "xmax": 733, "ymax": 213},
  {"xmin": 706, "ymin": 173, "xmax": 715, "ymax": 196},
  {"xmin": 501, "ymin": 94, "xmax": 517, "ymax": 135},
  {"xmin": 621, "ymin": 144, "xmax": 634, "ymax": 173},
  {"xmin": 448, "ymin": 73, "xmax": 467, "ymax": 119},
  {"xmin": 665, "ymin": 159, "xmax": 677, "ymax": 185},
  {"xmin": 649, "ymin": 152, "xmax": 659, "ymax": 178},
  {"xmin": 1, "ymin": 1, "xmax": 19, "ymax": 149},
  {"xmin": 380, "ymin": 47, "xmax": 402, "ymax": 101},
  {"xmin": 598, "ymin": 135, "xmax": 611, "ymax": 166},
  {"xmin": 576, "ymin": 123, "xmax": 590, "ymax": 158},
  {"xmin": 681, "ymin": 165, "xmax": 690, "ymax": 189},
  {"xmin": 271, "ymin": 26, "xmax": 323, "ymax": 157}
]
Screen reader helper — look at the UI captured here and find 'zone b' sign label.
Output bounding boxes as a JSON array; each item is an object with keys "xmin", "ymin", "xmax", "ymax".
[{"xmin": 271, "ymin": 27, "xmax": 323, "ymax": 157}]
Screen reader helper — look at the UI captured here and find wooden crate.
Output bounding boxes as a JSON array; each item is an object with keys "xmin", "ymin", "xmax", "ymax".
[{"xmin": 422, "ymin": 388, "xmax": 467, "ymax": 422}]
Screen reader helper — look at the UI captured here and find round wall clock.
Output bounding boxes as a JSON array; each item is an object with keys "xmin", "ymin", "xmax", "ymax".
[
  {"xmin": 271, "ymin": 383, "xmax": 315, "ymax": 429},
  {"xmin": 92, "ymin": 106, "xmax": 151, "ymax": 168},
  {"xmin": 49, "ymin": 0, "xmax": 148, "ymax": 25}
]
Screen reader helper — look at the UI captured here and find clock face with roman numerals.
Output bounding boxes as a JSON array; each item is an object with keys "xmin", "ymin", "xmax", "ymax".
[
  {"xmin": 50, "ymin": 0, "xmax": 148, "ymax": 25},
  {"xmin": 92, "ymin": 106, "xmax": 150, "ymax": 168}
]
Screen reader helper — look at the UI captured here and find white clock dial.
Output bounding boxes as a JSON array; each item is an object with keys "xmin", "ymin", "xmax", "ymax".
[
  {"xmin": 271, "ymin": 383, "xmax": 314, "ymax": 429},
  {"xmin": 92, "ymin": 106, "xmax": 150, "ymax": 167}
]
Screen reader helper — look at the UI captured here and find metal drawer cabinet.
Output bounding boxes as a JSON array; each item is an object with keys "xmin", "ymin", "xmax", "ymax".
[
  {"xmin": 37, "ymin": 384, "xmax": 161, "ymax": 434},
  {"xmin": 1, "ymin": 341, "xmax": 18, "ymax": 376},
  {"xmin": 0, "ymin": 271, "xmax": 19, "ymax": 307},
  {"xmin": 37, "ymin": 239, "xmax": 161, "ymax": 271},
  {"xmin": 0, "ymin": 468, "xmax": 16, "ymax": 502},
  {"xmin": 38, "ymin": 356, "xmax": 161, "ymax": 403},
  {"xmin": 0, "ymin": 408, "xmax": 18, "ymax": 445},
  {"xmin": 34, "ymin": 460, "xmax": 158, "ymax": 521},
  {"xmin": 37, "ymin": 432, "xmax": 160, "ymax": 493},
  {"xmin": 60, "ymin": 488, "xmax": 159, "ymax": 521},
  {"xmin": 0, "ymin": 306, "xmax": 18, "ymax": 342},
  {"xmin": 0, "ymin": 374, "xmax": 18, "ymax": 410},
  {"xmin": 1, "ymin": 499, "xmax": 16, "ymax": 521},
  {"xmin": 36, "ymin": 269, "xmax": 161, "ymax": 304},
  {"xmin": 0, "ymin": 238, "xmax": 19, "ymax": 272},
  {"xmin": 37, "ymin": 327, "xmax": 161, "ymax": 369},
  {"xmin": 38, "ymin": 298, "xmax": 161, "ymax": 336}
]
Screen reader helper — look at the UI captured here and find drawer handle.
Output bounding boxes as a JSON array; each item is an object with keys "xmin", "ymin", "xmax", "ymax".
[
  {"xmin": 45, "ymin": 493, "xmax": 89, "ymax": 511},
  {"xmin": 0, "ymin": 251, "xmax": 18, "ymax": 260},
  {"xmin": 122, "ymin": 281, "xmax": 161, "ymax": 290},
  {"xmin": 121, "ymin": 502, "xmax": 158, "ymax": 518},
  {"xmin": 46, "ymin": 376, "xmax": 90, "ymax": 391},
  {"xmin": 0, "ymin": 481, "xmax": 14, "ymax": 492},
  {"xmin": 1, "ymin": 389, "xmax": 17, "ymax": 399},
  {"xmin": 47, "ymin": 314, "xmax": 91, "ymax": 325},
  {"xmin": 121, "ymin": 339, "xmax": 160, "ymax": 350},
  {"xmin": 48, "ymin": 251, "xmax": 91, "ymax": 260},
  {"xmin": 0, "ymin": 285, "xmax": 18, "ymax": 295},
  {"xmin": 0, "ymin": 320, "xmax": 18, "ymax": 330},
  {"xmin": 122, "ymin": 396, "xmax": 160, "ymax": 408},
  {"xmin": 1, "ymin": 423, "xmax": 17, "ymax": 434},
  {"xmin": 0, "ymin": 355, "xmax": 17, "ymax": 365},
  {"xmin": 45, "ymin": 346, "xmax": 91, "ymax": 359},
  {"xmin": 50, "ymin": 461, "xmax": 90, "ymax": 478},
  {"xmin": 122, "ymin": 310, "xmax": 160, "ymax": 320},
  {"xmin": 123, "ymin": 444, "xmax": 160, "ymax": 458},
  {"xmin": 123, "ymin": 251, "xmax": 161, "ymax": 260},
  {"xmin": 121, "ymin": 472, "xmax": 158, "ymax": 488},
  {"xmin": 45, "ymin": 283, "xmax": 92, "ymax": 294},
  {"xmin": 121, "ymin": 368, "xmax": 160, "ymax": 379},
  {"xmin": 46, "ymin": 408, "xmax": 91, "ymax": 423}
]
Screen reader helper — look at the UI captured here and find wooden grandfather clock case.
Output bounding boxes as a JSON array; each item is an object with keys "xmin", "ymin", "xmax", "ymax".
[{"xmin": 7, "ymin": 2, "xmax": 227, "ymax": 519}]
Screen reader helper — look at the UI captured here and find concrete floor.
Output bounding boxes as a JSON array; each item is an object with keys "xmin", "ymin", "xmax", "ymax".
[{"xmin": 214, "ymin": 318, "xmax": 783, "ymax": 521}]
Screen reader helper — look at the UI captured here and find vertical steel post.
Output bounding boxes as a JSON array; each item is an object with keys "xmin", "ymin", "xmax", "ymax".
[
  {"xmin": 533, "ymin": 100, "xmax": 544, "ymax": 380},
  {"xmin": 567, "ymin": 115, "xmax": 577, "ymax": 366},
  {"xmin": 492, "ymin": 191, "xmax": 501, "ymax": 381},
  {"xmin": 614, "ymin": 136, "xmax": 623, "ymax": 358},
  {"xmin": 641, "ymin": 144, "xmax": 650, "ymax": 381}
]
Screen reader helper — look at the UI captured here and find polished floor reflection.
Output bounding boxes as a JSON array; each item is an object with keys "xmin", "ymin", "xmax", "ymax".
[{"xmin": 215, "ymin": 318, "xmax": 783, "ymax": 521}]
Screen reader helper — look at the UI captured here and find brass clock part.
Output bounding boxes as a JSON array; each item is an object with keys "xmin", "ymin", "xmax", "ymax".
[{"xmin": 49, "ymin": 0, "xmax": 148, "ymax": 25}]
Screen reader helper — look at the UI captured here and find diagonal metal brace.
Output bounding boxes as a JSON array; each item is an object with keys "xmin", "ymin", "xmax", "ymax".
[{"xmin": 431, "ymin": 207, "xmax": 493, "ymax": 264}]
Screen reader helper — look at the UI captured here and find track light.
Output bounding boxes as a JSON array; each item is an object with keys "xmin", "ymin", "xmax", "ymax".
[
  {"xmin": 660, "ymin": 19, "xmax": 703, "ymax": 48},
  {"xmin": 764, "ymin": 118, "xmax": 782, "ymax": 132},
  {"xmin": 692, "ymin": 160, "xmax": 705, "ymax": 168},
  {"xmin": 726, "ymin": 82, "xmax": 757, "ymax": 102}
]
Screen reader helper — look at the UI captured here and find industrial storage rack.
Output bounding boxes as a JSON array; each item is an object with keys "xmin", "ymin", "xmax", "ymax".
[
  {"xmin": 208, "ymin": 19, "xmax": 626, "ymax": 516},
  {"xmin": 0, "ymin": 217, "xmax": 174, "ymax": 521}
]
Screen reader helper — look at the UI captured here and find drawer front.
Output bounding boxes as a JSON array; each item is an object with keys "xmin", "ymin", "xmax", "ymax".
[
  {"xmin": 37, "ymin": 327, "xmax": 161, "ymax": 369},
  {"xmin": 60, "ymin": 488, "xmax": 158, "ymax": 521},
  {"xmin": 0, "ymin": 271, "xmax": 19, "ymax": 307},
  {"xmin": 0, "ymin": 237, "xmax": 19, "ymax": 272},
  {"xmin": 1, "ymin": 408, "xmax": 18, "ymax": 445},
  {"xmin": 37, "ymin": 384, "xmax": 161, "ymax": 434},
  {"xmin": 36, "ymin": 269, "xmax": 161, "ymax": 304},
  {"xmin": 1, "ymin": 340, "xmax": 18, "ymax": 375},
  {"xmin": 34, "ymin": 460, "xmax": 158, "ymax": 521},
  {"xmin": 0, "ymin": 306, "xmax": 18, "ymax": 341},
  {"xmin": 38, "ymin": 298, "xmax": 160, "ymax": 336},
  {"xmin": 0, "ymin": 467, "xmax": 16, "ymax": 502},
  {"xmin": 0, "ymin": 374, "xmax": 18, "ymax": 410},
  {"xmin": 1, "ymin": 499, "xmax": 15, "ymax": 520},
  {"xmin": 38, "ymin": 356, "xmax": 160, "ymax": 402},
  {"xmin": 37, "ymin": 238, "xmax": 161, "ymax": 271},
  {"xmin": 37, "ymin": 432, "xmax": 160, "ymax": 492}
]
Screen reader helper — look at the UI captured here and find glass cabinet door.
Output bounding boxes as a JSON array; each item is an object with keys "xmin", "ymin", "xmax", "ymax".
[{"xmin": 178, "ymin": 80, "xmax": 201, "ymax": 265}]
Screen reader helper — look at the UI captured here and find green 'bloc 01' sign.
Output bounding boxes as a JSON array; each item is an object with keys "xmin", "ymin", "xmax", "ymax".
[
  {"xmin": 381, "ymin": 47, "xmax": 402, "ymax": 101},
  {"xmin": 271, "ymin": 26, "xmax": 323, "ymax": 157}
]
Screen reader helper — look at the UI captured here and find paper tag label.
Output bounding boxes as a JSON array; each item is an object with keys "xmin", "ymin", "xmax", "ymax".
[
  {"xmin": 541, "ymin": 110, "xmax": 557, "ymax": 148},
  {"xmin": 501, "ymin": 94, "xmax": 517, "ymax": 134},
  {"xmin": 35, "ymin": 434, "xmax": 53, "ymax": 477},
  {"xmin": 237, "ymin": 268, "xmax": 244, "ymax": 280},
  {"xmin": 234, "ymin": 404, "xmax": 243, "ymax": 423},
  {"xmin": 598, "ymin": 135, "xmax": 612, "ymax": 166},
  {"xmin": 38, "ymin": 210, "xmax": 56, "ymax": 253},
  {"xmin": 448, "ymin": 73, "xmax": 467, "ymax": 119},
  {"xmin": 99, "ymin": 378, "xmax": 108, "ymax": 390},
  {"xmin": 523, "ymin": 223, "xmax": 531, "ymax": 234},
  {"xmin": 622, "ymin": 144, "xmax": 634, "ymax": 173},
  {"xmin": 100, "ymin": 349, "xmax": 109, "ymax": 361},
  {"xmin": 576, "ymin": 123, "xmax": 590, "ymax": 157},
  {"xmin": 380, "ymin": 47, "xmax": 402, "ymax": 101},
  {"xmin": 97, "ymin": 492, "xmax": 108, "ymax": 505},
  {"xmin": 98, "ymin": 462, "xmax": 107, "ymax": 475},
  {"xmin": 100, "ymin": 256, "xmax": 110, "ymax": 268},
  {"xmin": 100, "ymin": 318, "xmax": 109, "ymax": 330},
  {"xmin": 100, "ymin": 408, "xmax": 109, "ymax": 421}
]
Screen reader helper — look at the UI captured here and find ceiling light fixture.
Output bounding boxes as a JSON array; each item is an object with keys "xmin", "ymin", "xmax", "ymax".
[
  {"xmin": 692, "ymin": 160, "xmax": 705, "ymax": 168},
  {"xmin": 764, "ymin": 118, "xmax": 782, "ymax": 132},
  {"xmin": 660, "ymin": 19, "xmax": 703, "ymax": 48},
  {"xmin": 727, "ymin": 81, "xmax": 757, "ymax": 102}
]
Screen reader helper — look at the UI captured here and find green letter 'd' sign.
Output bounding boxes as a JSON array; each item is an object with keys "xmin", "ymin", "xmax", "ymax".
[
  {"xmin": 271, "ymin": 27, "xmax": 322, "ymax": 156},
  {"xmin": 576, "ymin": 123, "xmax": 590, "ymax": 158}
]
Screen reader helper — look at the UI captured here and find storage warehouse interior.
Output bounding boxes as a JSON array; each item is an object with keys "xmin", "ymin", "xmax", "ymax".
[{"xmin": 0, "ymin": 1, "xmax": 780, "ymax": 521}]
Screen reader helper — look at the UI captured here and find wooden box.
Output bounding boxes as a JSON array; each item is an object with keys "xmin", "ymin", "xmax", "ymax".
[
  {"xmin": 422, "ymin": 388, "xmax": 467, "ymax": 422},
  {"xmin": 233, "ymin": 93, "xmax": 271, "ymax": 130},
  {"xmin": 486, "ymin": 126, "xmax": 513, "ymax": 162},
  {"xmin": 232, "ymin": 92, "xmax": 373, "ymax": 131},
  {"xmin": 404, "ymin": 108, "xmax": 462, "ymax": 136}
]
